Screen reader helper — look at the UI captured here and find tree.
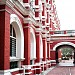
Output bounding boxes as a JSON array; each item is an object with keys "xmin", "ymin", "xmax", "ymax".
[{"xmin": 61, "ymin": 47, "xmax": 73, "ymax": 59}]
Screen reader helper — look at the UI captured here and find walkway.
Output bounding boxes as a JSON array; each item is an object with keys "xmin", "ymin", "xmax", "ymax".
[
  {"xmin": 58, "ymin": 59, "xmax": 75, "ymax": 66},
  {"xmin": 46, "ymin": 66, "xmax": 75, "ymax": 75},
  {"xmin": 46, "ymin": 60, "xmax": 75, "ymax": 75}
]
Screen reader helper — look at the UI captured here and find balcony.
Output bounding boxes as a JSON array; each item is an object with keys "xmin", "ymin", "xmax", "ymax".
[{"xmin": 51, "ymin": 30, "xmax": 75, "ymax": 36}]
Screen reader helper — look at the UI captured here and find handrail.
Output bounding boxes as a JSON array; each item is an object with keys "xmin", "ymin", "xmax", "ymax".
[{"xmin": 51, "ymin": 30, "xmax": 75, "ymax": 35}]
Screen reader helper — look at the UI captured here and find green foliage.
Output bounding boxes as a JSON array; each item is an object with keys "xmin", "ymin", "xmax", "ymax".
[{"xmin": 61, "ymin": 47, "xmax": 73, "ymax": 58}]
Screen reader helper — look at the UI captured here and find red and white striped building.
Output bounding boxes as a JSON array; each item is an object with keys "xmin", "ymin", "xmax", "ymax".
[{"xmin": 0, "ymin": 0, "xmax": 60, "ymax": 75}]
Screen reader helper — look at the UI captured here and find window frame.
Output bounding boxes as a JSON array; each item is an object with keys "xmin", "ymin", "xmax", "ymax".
[{"xmin": 10, "ymin": 25, "xmax": 16, "ymax": 57}]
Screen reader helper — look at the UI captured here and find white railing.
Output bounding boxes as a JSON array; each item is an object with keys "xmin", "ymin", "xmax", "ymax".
[{"xmin": 53, "ymin": 30, "xmax": 75, "ymax": 35}]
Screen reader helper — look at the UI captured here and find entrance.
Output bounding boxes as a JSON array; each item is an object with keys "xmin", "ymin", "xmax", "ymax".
[{"xmin": 56, "ymin": 45, "xmax": 75, "ymax": 66}]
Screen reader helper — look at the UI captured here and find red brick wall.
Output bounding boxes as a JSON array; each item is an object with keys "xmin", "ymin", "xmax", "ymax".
[
  {"xmin": 50, "ymin": 51, "xmax": 56, "ymax": 60},
  {"xmin": 0, "ymin": 5, "xmax": 10, "ymax": 70},
  {"xmin": 58, "ymin": 50, "xmax": 62, "ymax": 59}
]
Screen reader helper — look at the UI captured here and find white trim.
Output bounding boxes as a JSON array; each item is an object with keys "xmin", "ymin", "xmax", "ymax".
[
  {"xmin": 0, "ymin": 9, "xmax": 10, "ymax": 14},
  {"xmin": 35, "ymin": 28, "xmax": 42, "ymax": 32},
  {"xmin": 35, "ymin": 8, "xmax": 39, "ymax": 11},
  {"xmin": 51, "ymin": 34, "xmax": 75, "ymax": 37},
  {"xmin": 46, "ymin": 23, "xmax": 49, "ymax": 25},
  {"xmin": 10, "ymin": 68, "xmax": 23, "ymax": 72},
  {"xmin": 50, "ymin": 60, "xmax": 56, "ymax": 62},
  {"xmin": 35, "ymin": 68, "xmax": 41, "ymax": 70},
  {"xmin": 7, "ymin": 0, "xmax": 27, "ymax": 16},
  {"xmin": 30, "ymin": 27, "xmax": 36, "ymax": 60},
  {"xmin": 0, "ymin": 68, "xmax": 23, "ymax": 75},
  {"xmin": 25, "ymin": 72, "xmax": 32, "ymax": 74},
  {"xmin": 24, "ymin": 3, "xmax": 30, "ymax": 7},
  {"xmin": 22, "ymin": 65, "xmax": 31, "ymax": 69},
  {"xmin": 0, "ymin": 70, "xmax": 11, "ymax": 75},
  {"xmin": 40, "ymin": 35, "xmax": 43, "ymax": 58},
  {"xmin": 53, "ymin": 42, "xmax": 75, "ymax": 51},
  {"xmin": 10, "ymin": 57, "xmax": 25, "ymax": 62},
  {"xmin": 35, "ymin": 5, "xmax": 39, "ymax": 8},
  {"xmin": 35, "ymin": 17, "xmax": 40, "ymax": 20},
  {"xmin": 10, "ymin": 14, "xmax": 24, "ymax": 59},
  {"xmin": 42, "ymin": 16, "xmax": 46, "ymax": 19}
]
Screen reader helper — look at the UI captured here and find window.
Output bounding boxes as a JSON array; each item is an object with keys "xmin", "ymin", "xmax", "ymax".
[
  {"xmin": 10, "ymin": 61, "xmax": 18, "ymax": 69},
  {"xmin": 30, "ymin": 60, "xmax": 33, "ymax": 65},
  {"xmin": 30, "ymin": 60, "xmax": 34, "ymax": 65},
  {"xmin": 10, "ymin": 25, "xmax": 16, "ymax": 57},
  {"xmin": 10, "ymin": 14, "xmax": 24, "ymax": 69}
]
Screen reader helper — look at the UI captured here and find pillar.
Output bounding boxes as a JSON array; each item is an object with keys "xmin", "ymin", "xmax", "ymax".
[
  {"xmin": 47, "ymin": 41, "xmax": 51, "ymax": 68},
  {"xmin": 23, "ymin": 23, "xmax": 31, "ymax": 75},
  {"xmin": 47, "ymin": 42, "xmax": 50, "ymax": 60},
  {"xmin": 42, "ymin": 37, "xmax": 47, "ymax": 70},
  {"xmin": 50, "ymin": 50, "xmax": 56, "ymax": 66},
  {"xmin": 42, "ymin": 38, "xmax": 47, "ymax": 61},
  {"xmin": 23, "ymin": 23, "xmax": 30, "ymax": 65},
  {"xmin": 35, "ymin": 32, "xmax": 41, "ymax": 62},
  {"xmin": 35, "ymin": 31, "xmax": 41, "ymax": 74},
  {"xmin": 0, "ymin": 5, "xmax": 10, "ymax": 74}
]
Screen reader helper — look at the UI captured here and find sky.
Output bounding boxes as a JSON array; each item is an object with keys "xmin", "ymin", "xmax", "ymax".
[{"xmin": 55, "ymin": 0, "xmax": 75, "ymax": 30}]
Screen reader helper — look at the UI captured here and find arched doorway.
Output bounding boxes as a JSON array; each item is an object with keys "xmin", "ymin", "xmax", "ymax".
[
  {"xmin": 53, "ymin": 42, "xmax": 75, "ymax": 66},
  {"xmin": 56, "ymin": 45, "xmax": 74, "ymax": 63}
]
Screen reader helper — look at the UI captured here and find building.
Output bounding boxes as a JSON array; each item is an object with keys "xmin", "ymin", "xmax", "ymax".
[{"xmin": 0, "ymin": 0, "xmax": 60, "ymax": 75}]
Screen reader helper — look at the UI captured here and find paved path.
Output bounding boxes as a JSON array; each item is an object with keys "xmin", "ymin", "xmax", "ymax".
[
  {"xmin": 58, "ymin": 59, "xmax": 75, "ymax": 66},
  {"xmin": 46, "ymin": 66, "xmax": 75, "ymax": 75},
  {"xmin": 46, "ymin": 60, "xmax": 75, "ymax": 75}
]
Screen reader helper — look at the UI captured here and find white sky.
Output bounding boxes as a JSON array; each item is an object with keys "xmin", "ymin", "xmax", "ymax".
[{"xmin": 55, "ymin": 0, "xmax": 75, "ymax": 30}]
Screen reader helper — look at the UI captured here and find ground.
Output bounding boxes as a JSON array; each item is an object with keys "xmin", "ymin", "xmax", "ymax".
[
  {"xmin": 46, "ymin": 66, "xmax": 75, "ymax": 75},
  {"xmin": 45, "ymin": 59, "xmax": 75, "ymax": 75}
]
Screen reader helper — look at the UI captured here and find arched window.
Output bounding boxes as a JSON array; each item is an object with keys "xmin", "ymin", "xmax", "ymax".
[
  {"xmin": 10, "ymin": 25, "xmax": 18, "ymax": 69},
  {"xmin": 10, "ymin": 14, "xmax": 24, "ymax": 69},
  {"xmin": 10, "ymin": 25, "xmax": 16, "ymax": 57}
]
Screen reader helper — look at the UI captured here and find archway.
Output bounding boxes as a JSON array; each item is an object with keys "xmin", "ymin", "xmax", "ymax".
[
  {"xmin": 56, "ymin": 45, "xmax": 74, "ymax": 63},
  {"xmin": 30, "ymin": 28, "xmax": 36, "ymax": 65},
  {"xmin": 53, "ymin": 42, "xmax": 75, "ymax": 65},
  {"xmin": 10, "ymin": 14, "xmax": 24, "ymax": 68}
]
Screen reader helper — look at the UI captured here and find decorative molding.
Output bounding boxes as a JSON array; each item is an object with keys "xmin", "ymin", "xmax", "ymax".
[
  {"xmin": 23, "ymin": 3, "xmax": 30, "ymax": 7},
  {"xmin": 0, "ymin": 9, "xmax": 10, "ymax": 14},
  {"xmin": 7, "ymin": 0, "xmax": 27, "ymax": 15},
  {"xmin": 35, "ymin": 17, "xmax": 40, "ymax": 20},
  {"xmin": 41, "ymin": 16, "xmax": 46, "ymax": 19},
  {"xmin": 34, "ymin": 5, "xmax": 39, "ymax": 8},
  {"xmin": 10, "ymin": 14, "xmax": 24, "ymax": 59},
  {"xmin": 0, "ymin": 68, "xmax": 23, "ymax": 75},
  {"xmin": 30, "ymin": 27, "xmax": 36, "ymax": 60},
  {"xmin": 47, "ymin": 38, "xmax": 50, "ymax": 42},
  {"xmin": 53, "ymin": 42, "xmax": 75, "ymax": 51},
  {"xmin": 35, "ymin": 28, "xmax": 42, "ymax": 32}
]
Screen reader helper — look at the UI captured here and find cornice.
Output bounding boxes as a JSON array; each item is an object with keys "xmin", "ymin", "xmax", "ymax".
[
  {"xmin": 35, "ymin": 27, "xmax": 42, "ymax": 32},
  {"xmin": 47, "ymin": 38, "xmax": 50, "ymax": 42},
  {"xmin": 7, "ymin": 0, "xmax": 27, "ymax": 15},
  {"xmin": 23, "ymin": 17, "xmax": 42, "ymax": 28}
]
